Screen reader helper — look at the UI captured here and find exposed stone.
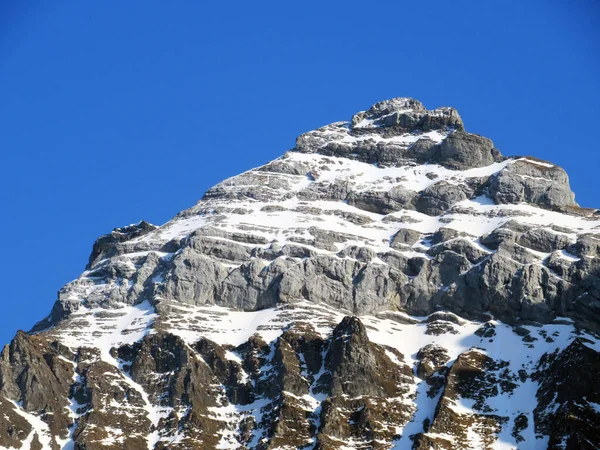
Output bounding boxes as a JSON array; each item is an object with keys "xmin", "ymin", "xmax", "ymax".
[
  {"xmin": 0, "ymin": 395, "xmax": 34, "ymax": 449},
  {"xmin": 390, "ymin": 228, "xmax": 422, "ymax": 248},
  {"xmin": 430, "ymin": 227, "xmax": 471, "ymax": 244},
  {"xmin": 436, "ymin": 131, "xmax": 501, "ymax": 170},
  {"xmin": 416, "ymin": 344, "xmax": 450, "ymax": 379},
  {"xmin": 419, "ymin": 349, "xmax": 517, "ymax": 449},
  {"xmin": 87, "ymin": 221, "xmax": 157, "ymax": 269},
  {"xmin": 415, "ymin": 182, "xmax": 470, "ymax": 216},
  {"xmin": 0, "ymin": 332, "xmax": 73, "ymax": 448},
  {"xmin": 489, "ymin": 159, "xmax": 576, "ymax": 209},
  {"xmin": 2, "ymin": 96, "xmax": 600, "ymax": 449},
  {"xmin": 518, "ymin": 227, "xmax": 571, "ymax": 253},
  {"xmin": 348, "ymin": 189, "xmax": 415, "ymax": 215},
  {"xmin": 533, "ymin": 338, "xmax": 600, "ymax": 448}
]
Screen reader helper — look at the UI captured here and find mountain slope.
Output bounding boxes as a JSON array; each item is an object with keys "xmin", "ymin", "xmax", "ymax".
[{"xmin": 1, "ymin": 97, "xmax": 599, "ymax": 450}]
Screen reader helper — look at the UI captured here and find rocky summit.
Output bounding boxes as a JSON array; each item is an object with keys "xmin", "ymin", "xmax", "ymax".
[{"xmin": 1, "ymin": 97, "xmax": 600, "ymax": 450}]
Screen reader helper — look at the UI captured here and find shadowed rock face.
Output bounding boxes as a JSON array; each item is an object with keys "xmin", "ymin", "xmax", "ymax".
[
  {"xmin": 533, "ymin": 339, "xmax": 600, "ymax": 450},
  {"xmin": 87, "ymin": 221, "xmax": 158, "ymax": 269},
  {"xmin": 8, "ymin": 307, "xmax": 596, "ymax": 449},
  {"xmin": 0, "ymin": 332, "xmax": 73, "ymax": 449},
  {"xmin": 415, "ymin": 349, "xmax": 518, "ymax": 449},
  {"xmin": 1, "ymin": 97, "xmax": 599, "ymax": 449},
  {"xmin": 46, "ymin": 316, "xmax": 417, "ymax": 449}
]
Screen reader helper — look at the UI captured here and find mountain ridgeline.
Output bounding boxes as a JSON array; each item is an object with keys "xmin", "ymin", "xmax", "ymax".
[{"xmin": 1, "ymin": 98, "xmax": 599, "ymax": 450}]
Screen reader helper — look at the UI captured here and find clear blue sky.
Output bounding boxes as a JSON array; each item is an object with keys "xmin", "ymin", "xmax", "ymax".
[{"xmin": 0, "ymin": 1, "xmax": 598, "ymax": 346}]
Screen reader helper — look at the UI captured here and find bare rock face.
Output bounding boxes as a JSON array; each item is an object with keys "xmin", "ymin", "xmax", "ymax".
[
  {"xmin": 533, "ymin": 339, "xmax": 600, "ymax": 449},
  {"xmin": 87, "ymin": 220, "xmax": 158, "ymax": 269},
  {"xmin": 71, "ymin": 357, "xmax": 153, "ymax": 449},
  {"xmin": 350, "ymin": 98, "xmax": 463, "ymax": 132},
  {"xmin": 1, "ymin": 97, "xmax": 599, "ymax": 449},
  {"xmin": 414, "ymin": 349, "xmax": 518, "ymax": 449},
  {"xmin": 390, "ymin": 228, "xmax": 422, "ymax": 248},
  {"xmin": 489, "ymin": 159, "xmax": 576, "ymax": 208},
  {"xmin": 416, "ymin": 344, "xmax": 450, "ymax": 380},
  {"xmin": 0, "ymin": 332, "xmax": 73, "ymax": 449},
  {"xmin": 436, "ymin": 131, "xmax": 502, "ymax": 170},
  {"xmin": 415, "ymin": 181, "xmax": 470, "ymax": 215},
  {"xmin": 297, "ymin": 98, "xmax": 469, "ymax": 168},
  {"xmin": 36, "ymin": 97, "xmax": 591, "ymax": 332},
  {"xmin": 0, "ymin": 396, "xmax": 35, "ymax": 450},
  {"xmin": 313, "ymin": 317, "xmax": 415, "ymax": 448}
]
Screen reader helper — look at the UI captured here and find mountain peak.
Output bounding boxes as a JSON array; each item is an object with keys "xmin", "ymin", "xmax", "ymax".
[
  {"xmin": 350, "ymin": 97, "xmax": 463, "ymax": 131},
  {"xmin": 296, "ymin": 97, "xmax": 497, "ymax": 172},
  {"xmin": 2, "ymin": 97, "xmax": 599, "ymax": 449}
]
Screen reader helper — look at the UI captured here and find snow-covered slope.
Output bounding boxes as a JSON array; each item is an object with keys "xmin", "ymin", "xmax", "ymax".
[{"xmin": 1, "ymin": 97, "xmax": 599, "ymax": 450}]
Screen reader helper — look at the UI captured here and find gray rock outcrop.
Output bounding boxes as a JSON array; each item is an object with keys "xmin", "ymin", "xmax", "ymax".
[
  {"xmin": 436, "ymin": 131, "xmax": 502, "ymax": 170},
  {"xmin": 489, "ymin": 158, "xmax": 576, "ymax": 208}
]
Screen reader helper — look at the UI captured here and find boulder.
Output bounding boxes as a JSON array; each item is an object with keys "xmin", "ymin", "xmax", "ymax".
[
  {"xmin": 415, "ymin": 181, "xmax": 470, "ymax": 215},
  {"xmin": 436, "ymin": 131, "xmax": 501, "ymax": 169}
]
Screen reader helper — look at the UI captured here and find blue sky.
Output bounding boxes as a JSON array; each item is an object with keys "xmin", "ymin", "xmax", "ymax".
[{"xmin": 0, "ymin": 1, "xmax": 598, "ymax": 346}]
